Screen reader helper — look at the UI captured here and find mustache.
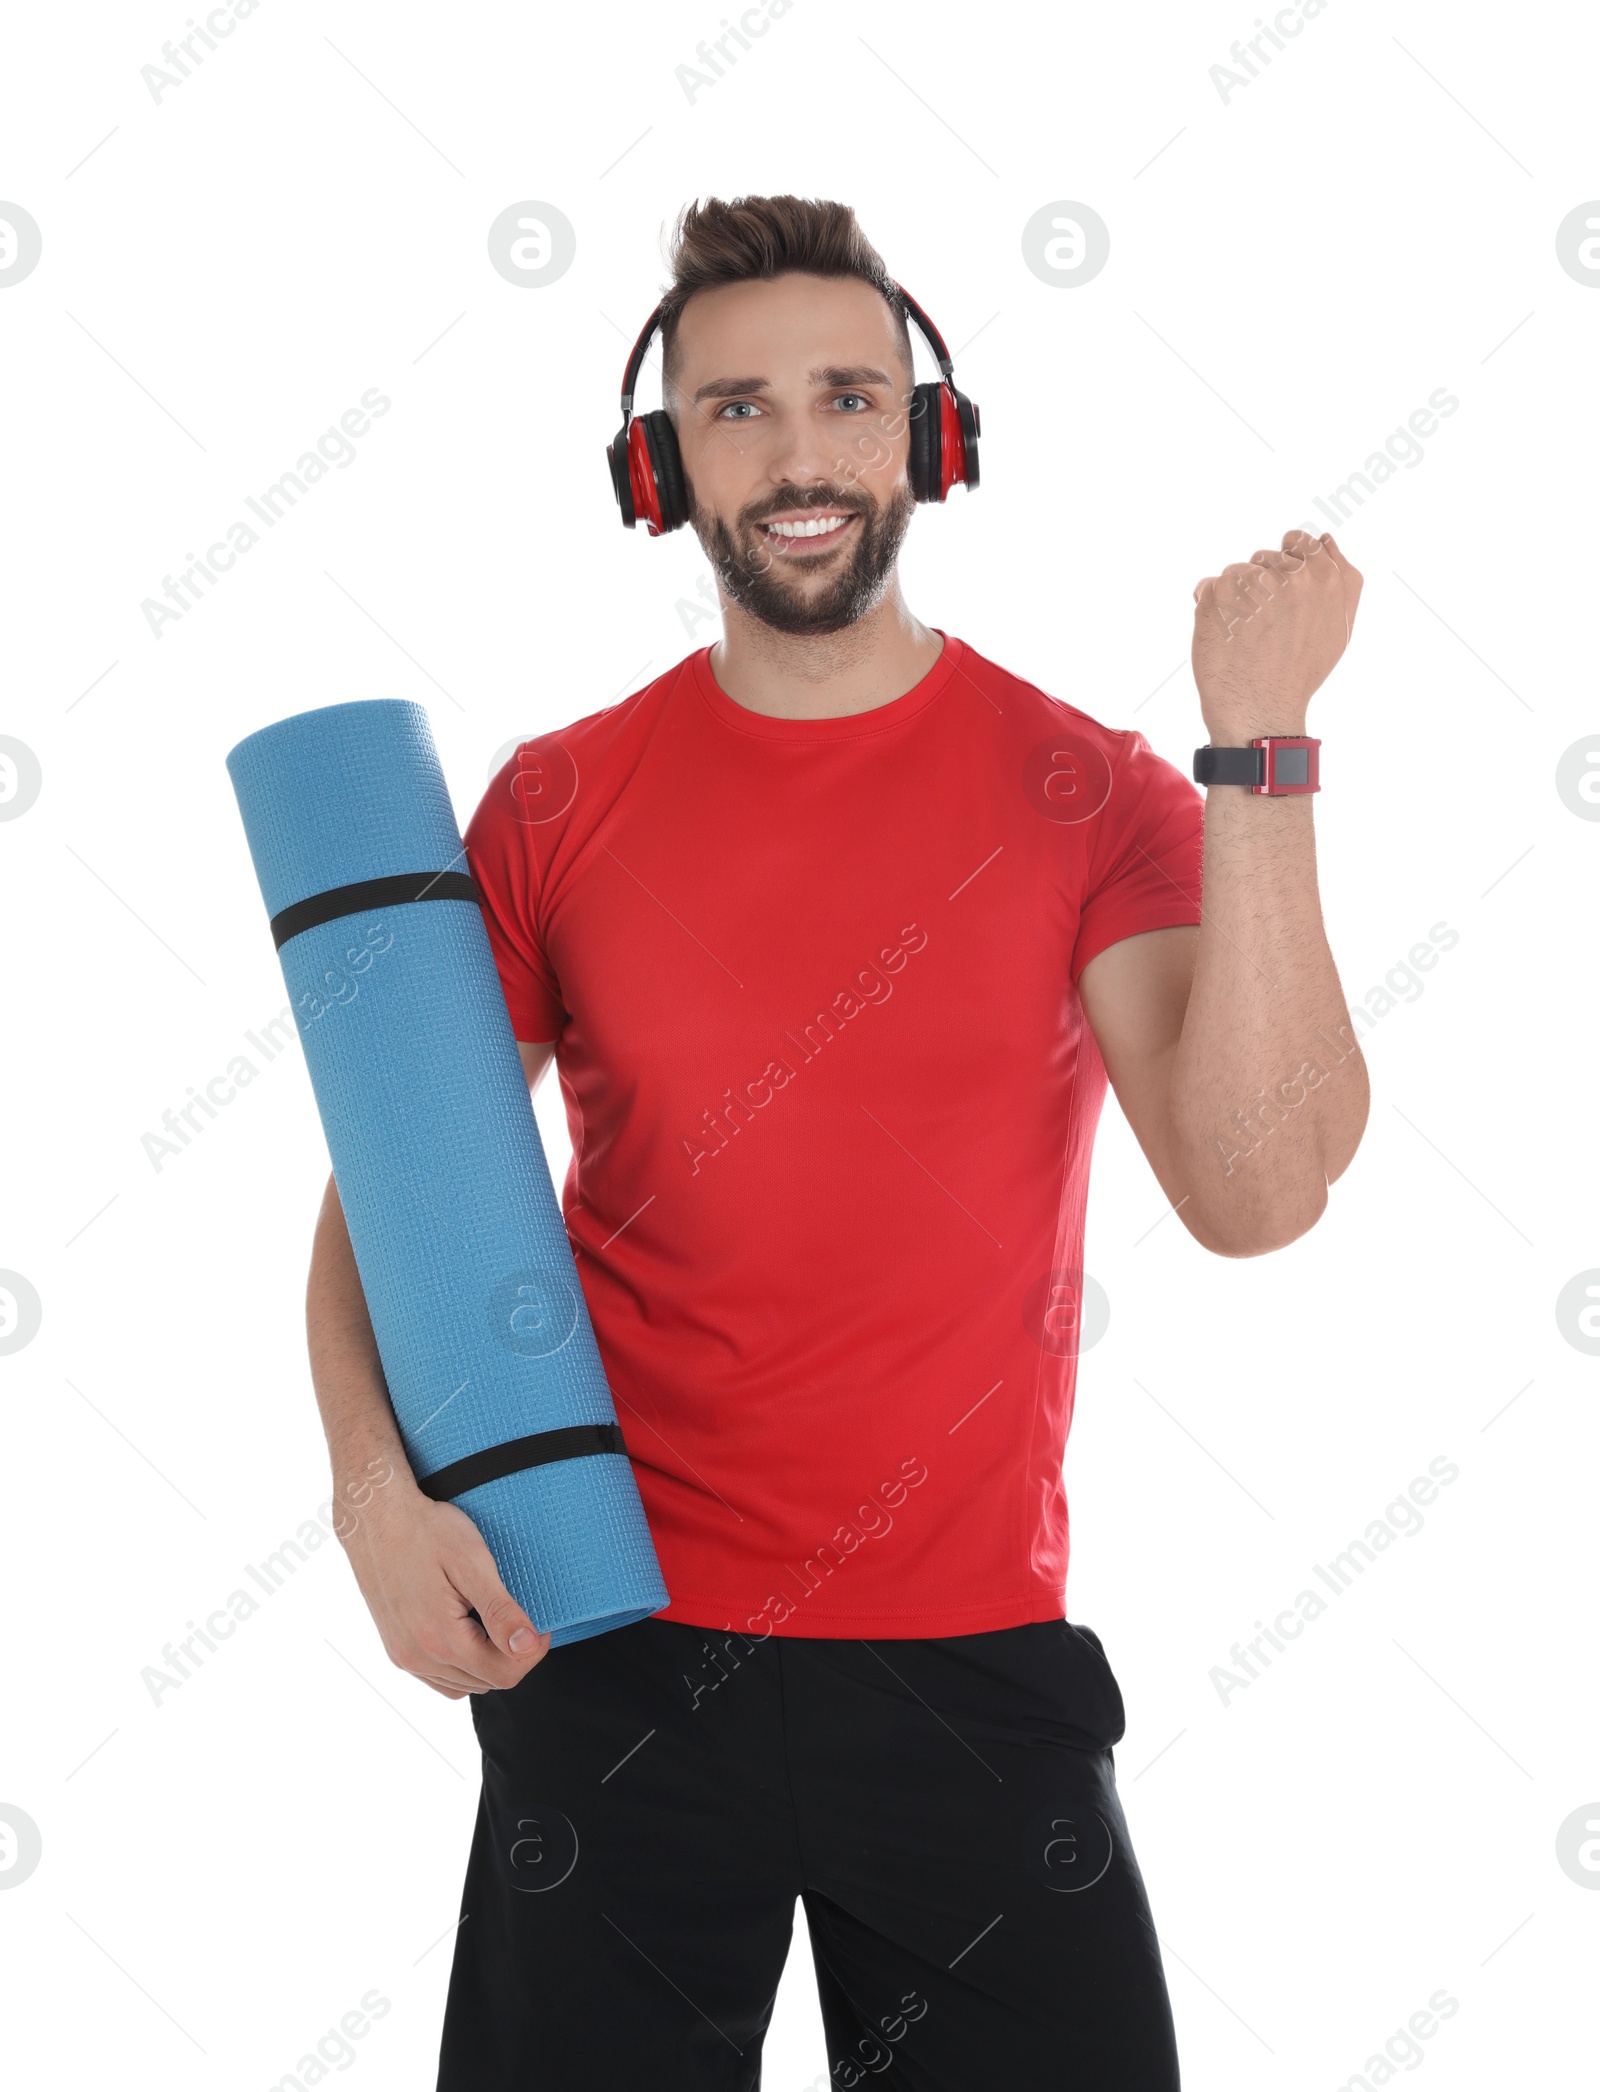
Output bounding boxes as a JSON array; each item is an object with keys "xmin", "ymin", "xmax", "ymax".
[{"xmin": 741, "ymin": 486, "xmax": 873, "ymax": 528}]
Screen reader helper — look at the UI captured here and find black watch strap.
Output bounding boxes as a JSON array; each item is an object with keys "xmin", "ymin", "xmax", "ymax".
[{"xmin": 1193, "ymin": 745, "xmax": 1263, "ymax": 787}]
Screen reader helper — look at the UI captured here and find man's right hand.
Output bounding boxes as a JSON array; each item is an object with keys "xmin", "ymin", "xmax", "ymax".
[{"xmin": 339, "ymin": 1475, "xmax": 552, "ymax": 1698}]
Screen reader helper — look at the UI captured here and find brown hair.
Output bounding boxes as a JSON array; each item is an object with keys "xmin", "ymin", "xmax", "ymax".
[{"xmin": 658, "ymin": 194, "xmax": 913, "ymax": 395}]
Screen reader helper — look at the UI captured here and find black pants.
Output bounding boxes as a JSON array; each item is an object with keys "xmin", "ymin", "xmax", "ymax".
[{"xmin": 436, "ymin": 1615, "xmax": 1180, "ymax": 2089}]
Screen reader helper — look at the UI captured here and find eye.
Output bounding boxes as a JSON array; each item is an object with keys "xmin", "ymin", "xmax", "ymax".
[
  {"xmin": 831, "ymin": 393, "xmax": 871, "ymax": 413},
  {"xmin": 714, "ymin": 399, "xmax": 761, "ymax": 420}
]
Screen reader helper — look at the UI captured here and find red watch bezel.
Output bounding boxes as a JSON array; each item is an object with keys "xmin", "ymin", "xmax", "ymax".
[{"xmin": 1254, "ymin": 736, "xmax": 1320, "ymax": 795}]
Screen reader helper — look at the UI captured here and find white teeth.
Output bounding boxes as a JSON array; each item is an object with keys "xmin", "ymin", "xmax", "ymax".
[{"xmin": 765, "ymin": 514, "xmax": 852, "ymax": 538}]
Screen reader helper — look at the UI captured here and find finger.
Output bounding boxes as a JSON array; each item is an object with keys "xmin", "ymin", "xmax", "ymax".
[
  {"xmin": 447, "ymin": 1537, "xmax": 551, "ymax": 1681},
  {"xmin": 1193, "ymin": 576, "xmax": 1216, "ymax": 605},
  {"xmin": 1307, "ymin": 531, "xmax": 1350, "ymax": 577},
  {"xmin": 1314, "ymin": 532, "xmax": 1363, "ymax": 602},
  {"xmin": 1219, "ymin": 561, "xmax": 1279, "ymax": 592},
  {"xmin": 429, "ymin": 1658, "xmax": 503, "ymax": 1693},
  {"xmin": 1215, "ymin": 564, "xmax": 1277, "ymax": 613},
  {"xmin": 1247, "ymin": 550, "xmax": 1300, "ymax": 588},
  {"xmin": 1291, "ymin": 529, "xmax": 1347, "ymax": 591},
  {"xmin": 1274, "ymin": 535, "xmax": 1340, "ymax": 595},
  {"xmin": 1321, "ymin": 539, "xmax": 1363, "ymax": 606},
  {"xmin": 397, "ymin": 1637, "xmax": 503, "ymax": 1692},
  {"xmin": 419, "ymin": 1674, "xmax": 472, "ymax": 1699},
  {"xmin": 427, "ymin": 1622, "xmax": 520, "ymax": 1695},
  {"xmin": 1196, "ymin": 575, "xmax": 1252, "ymax": 632}
]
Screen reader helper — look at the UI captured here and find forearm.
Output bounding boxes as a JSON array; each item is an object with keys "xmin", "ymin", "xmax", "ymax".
[
  {"xmin": 306, "ymin": 1173, "xmax": 416, "ymax": 1500},
  {"xmin": 1169, "ymin": 788, "xmax": 1368, "ymax": 1252}
]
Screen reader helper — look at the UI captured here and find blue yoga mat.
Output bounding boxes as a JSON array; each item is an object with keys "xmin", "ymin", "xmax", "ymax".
[{"xmin": 225, "ymin": 698, "xmax": 669, "ymax": 1646}]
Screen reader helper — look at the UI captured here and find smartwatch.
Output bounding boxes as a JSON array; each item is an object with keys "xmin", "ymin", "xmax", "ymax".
[{"xmin": 1193, "ymin": 736, "xmax": 1320, "ymax": 795}]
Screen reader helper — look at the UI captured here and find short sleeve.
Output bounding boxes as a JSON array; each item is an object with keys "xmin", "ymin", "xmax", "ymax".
[
  {"xmin": 462, "ymin": 749, "xmax": 567, "ymax": 1043},
  {"xmin": 1069, "ymin": 730, "xmax": 1204, "ymax": 987}
]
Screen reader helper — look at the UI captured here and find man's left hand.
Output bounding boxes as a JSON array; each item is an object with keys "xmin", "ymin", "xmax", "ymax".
[{"xmin": 1191, "ymin": 528, "xmax": 1363, "ymax": 741}]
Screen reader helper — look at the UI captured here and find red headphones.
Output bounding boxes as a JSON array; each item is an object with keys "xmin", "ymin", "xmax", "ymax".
[{"xmin": 605, "ymin": 282, "xmax": 981, "ymax": 534}]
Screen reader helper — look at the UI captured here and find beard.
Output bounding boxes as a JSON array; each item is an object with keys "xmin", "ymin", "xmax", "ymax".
[{"xmin": 688, "ymin": 478, "xmax": 916, "ymax": 637}]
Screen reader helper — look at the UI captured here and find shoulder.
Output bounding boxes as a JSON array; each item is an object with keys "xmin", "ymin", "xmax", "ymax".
[
  {"xmin": 949, "ymin": 636, "xmax": 1148, "ymax": 759},
  {"xmin": 470, "ymin": 654, "xmax": 694, "ymax": 841},
  {"xmin": 462, "ymin": 652, "xmax": 698, "ymax": 866},
  {"xmin": 950, "ymin": 638, "xmax": 1200, "ymax": 838},
  {"xmin": 503, "ymin": 653, "xmax": 690, "ymax": 773}
]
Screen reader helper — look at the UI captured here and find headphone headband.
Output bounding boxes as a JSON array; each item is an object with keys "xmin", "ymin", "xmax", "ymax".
[
  {"xmin": 619, "ymin": 304, "xmax": 663, "ymax": 417},
  {"xmin": 616, "ymin": 280, "xmax": 955, "ymax": 421},
  {"xmin": 893, "ymin": 286, "xmax": 955, "ymax": 381}
]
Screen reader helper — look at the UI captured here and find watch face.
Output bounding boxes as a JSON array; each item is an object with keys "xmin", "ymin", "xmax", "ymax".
[{"xmin": 1273, "ymin": 746, "xmax": 1310, "ymax": 785}]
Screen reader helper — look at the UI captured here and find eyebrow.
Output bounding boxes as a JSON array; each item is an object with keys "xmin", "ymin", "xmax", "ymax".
[{"xmin": 690, "ymin": 364, "xmax": 895, "ymax": 406}]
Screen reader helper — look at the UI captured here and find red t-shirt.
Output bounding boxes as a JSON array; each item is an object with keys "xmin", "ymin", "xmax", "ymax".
[{"xmin": 463, "ymin": 635, "xmax": 1203, "ymax": 1639}]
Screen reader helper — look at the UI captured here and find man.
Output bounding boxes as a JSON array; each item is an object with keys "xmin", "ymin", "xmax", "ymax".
[{"xmin": 308, "ymin": 195, "xmax": 1367, "ymax": 2088}]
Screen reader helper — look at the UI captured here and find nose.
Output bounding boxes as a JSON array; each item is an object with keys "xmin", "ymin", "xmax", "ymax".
[{"xmin": 764, "ymin": 407, "xmax": 854, "ymax": 498}]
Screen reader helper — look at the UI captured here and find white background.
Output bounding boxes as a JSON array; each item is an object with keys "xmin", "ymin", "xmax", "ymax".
[{"xmin": 3, "ymin": 0, "xmax": 1597, "ymax": 2085}]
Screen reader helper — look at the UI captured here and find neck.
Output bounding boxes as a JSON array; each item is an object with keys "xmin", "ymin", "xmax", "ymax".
[{"xmin": 707, "ymin": 579, "xmax": 944, "ymax": 721}]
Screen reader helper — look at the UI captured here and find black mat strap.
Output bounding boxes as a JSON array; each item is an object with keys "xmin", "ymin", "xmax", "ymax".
[
  {"xmin": 270, "ymin": 870, "xmax": 482, "ymax": 950},
  {"xmin": 416, "ymin": 1422, "xmax": 626, "ymax": 1503}
]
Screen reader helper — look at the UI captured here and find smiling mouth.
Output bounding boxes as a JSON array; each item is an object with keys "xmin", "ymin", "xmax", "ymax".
[{"xmin": 754, "ymin": 510, "xmax": 861, "ymax": 556}]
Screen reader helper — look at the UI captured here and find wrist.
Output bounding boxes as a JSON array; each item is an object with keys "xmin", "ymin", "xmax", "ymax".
[
  {"xmin": 330, "ymin": 1450, "xmax": 413, "ymax": 1545},
  {"xmin": 1194, "ymin": 730, "xmax": 1320, "ymax": 797},
  {"xmin": 1199, "ymin": 709, "xmax": 1309, "ymax": 743}
]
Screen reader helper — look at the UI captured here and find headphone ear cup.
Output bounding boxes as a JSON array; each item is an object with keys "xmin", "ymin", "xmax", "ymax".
[
  {"xmin": 639, "ymin": 410, "xmax": 689, "ymax": 533},
  {"xmin": 619, "ymin": 418, "xmax": 665, "ymax": 532},
  {"xmin": 907, "ymin": 381, "xmax": 941, "ymax": 503},
  {"xmin": 606, "ymin": 424, "xmax": 637, "ymax": 526},
  {"xmin": 954, "ymin": 389, "xmax": 980, "ymax": 493}
]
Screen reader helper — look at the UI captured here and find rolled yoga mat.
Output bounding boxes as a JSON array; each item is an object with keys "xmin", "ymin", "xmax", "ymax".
[{"xmin": 225, "ymin": 698, "xmax": 669, "ymax": 1646}]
